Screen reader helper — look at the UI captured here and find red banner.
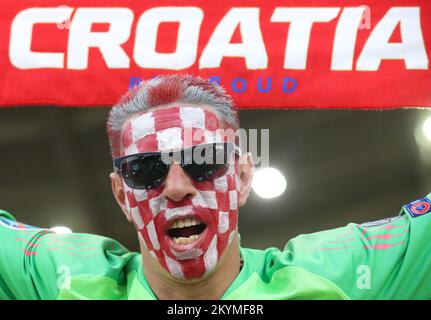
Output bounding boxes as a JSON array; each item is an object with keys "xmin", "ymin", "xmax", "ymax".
[{"xmin": 0, "ymin": 0, "xmax": 430, "ymax": 109}]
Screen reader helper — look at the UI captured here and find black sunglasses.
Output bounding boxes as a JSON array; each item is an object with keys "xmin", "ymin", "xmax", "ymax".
[{"xmin": 113, "ymin": 142, "xmax": 240, "ymax": 190}]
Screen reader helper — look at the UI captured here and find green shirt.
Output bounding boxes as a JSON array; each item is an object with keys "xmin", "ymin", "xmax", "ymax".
[{"xmin": 1, "ymin": 194, "xmax": 431, "ymax": 300}]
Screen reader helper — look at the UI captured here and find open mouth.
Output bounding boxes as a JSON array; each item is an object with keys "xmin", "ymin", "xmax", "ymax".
[{"xmin": 167, "ymin": 217, "xmax": 207, "ymax": 245}]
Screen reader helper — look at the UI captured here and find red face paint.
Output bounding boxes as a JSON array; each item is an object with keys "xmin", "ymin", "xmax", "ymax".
[{"xmin": 120, "ymin": 106, "xmax": 240, "ymax": 279}]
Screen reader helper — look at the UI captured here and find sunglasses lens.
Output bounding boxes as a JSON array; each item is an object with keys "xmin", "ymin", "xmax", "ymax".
[
  {"xmin": 184, "ymin": 163, "xmax": 229, "ymax": 182},
  {"xmin": 183, "ymin": 143, "xmax": 231, "ymax": 182},
  {"xmin": 120, "ymin": 155, "xmax": 168, "ymax": 189}
]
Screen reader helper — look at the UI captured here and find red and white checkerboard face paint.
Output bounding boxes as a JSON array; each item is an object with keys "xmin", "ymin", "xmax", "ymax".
[{"xmin": 120, "ymin": 106, "xmax": 240, "ymax": 279}]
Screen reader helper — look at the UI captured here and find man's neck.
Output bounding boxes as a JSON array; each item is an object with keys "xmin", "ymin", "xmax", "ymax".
[{"xmin": 142, "ymin": 240, "xmax": 241, "ymax": 300}]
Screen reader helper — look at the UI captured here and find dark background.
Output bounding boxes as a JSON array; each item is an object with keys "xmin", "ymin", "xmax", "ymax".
[{"xmin": 1, "ymin": 107, "xmax": 430, "ymax": 252}]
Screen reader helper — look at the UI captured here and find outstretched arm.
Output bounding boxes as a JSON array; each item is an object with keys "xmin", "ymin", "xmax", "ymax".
[
  {"xmin": 281, "ymin": 193, "xmax": 431, "ymax": 299},
  {"xmin": 0, "ymin": 210, "xmax": 133, "ymax": 300}
]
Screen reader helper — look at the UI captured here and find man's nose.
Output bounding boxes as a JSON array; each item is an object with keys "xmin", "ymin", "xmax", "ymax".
[{"xmin": 162, "ymin": 162, "xmax": 197, "ymax": 202}]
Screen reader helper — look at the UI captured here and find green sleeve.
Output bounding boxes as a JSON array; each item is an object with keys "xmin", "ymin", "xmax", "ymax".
[
  {"xmin": 281, "ymin": 194, "xmax": 431, "ymax": 299},
  {"xmin": 0, "ymin": 210, "xmax": 133, "ymax": 300}
]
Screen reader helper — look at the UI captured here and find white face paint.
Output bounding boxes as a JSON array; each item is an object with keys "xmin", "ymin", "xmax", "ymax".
[
  {"xmin": 164, "ymin": 252, "xmax": 184, "ymax": 279},
  {"xmin": 171, "ymin": 248, "xmax": 204, "ymax": 260},
  {"xmin": 131, "ymin": 112, "xmax": 155, "ymax": 141},
  {"xmin": 214, "ymin": 176, "xmax": 228, "ymax": 191},
  {"xmin": 229, "ymin": 190, "xmax": 238, "ymax": 210},
  {"xmin": 180, "ymin": 107, "xmax": 206, "ymax": 129},
  {"xmin": 218, "ymin": 211, "xmax": 230, "ymax": 234},
  {"xmin": 147, "ymin": 220, "xmax": 160, "ymax": 250},
  {"xmin": 200, "ymin": 191, "xmax": 218, "ymax": 209},
  {"xmin": 204, "ymin": 235, "xmax": 218, "ymax": 275},
  {"xmin": 149, "ymin": 195, "xmax": 167, "ymax": 216},
  {"xmin": 131, "ymin": 207, "xmax": 144, "ymax": 230},
  {"xmin": 191, "ymin": 193, "xmax": 207, "ymax": 207},
  {"xmin": 134, "ymin": 189, "xmax": 148, "ymax": 202},
  {"xmin": 156, "ymin": 127, "xmax": 183, "ymax": 151},
  {"xmin": 165, "ymin": 206, "xmax": 194, "ymax": 221}
]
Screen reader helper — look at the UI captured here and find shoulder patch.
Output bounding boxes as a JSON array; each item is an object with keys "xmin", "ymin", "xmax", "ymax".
[
  {"xmin": 0, "ymin": 217, "xmax": 41, "ymax": 230},
  {"xmin": 404, "ymin": 197, "xmax": 431, "ymax": 218}
]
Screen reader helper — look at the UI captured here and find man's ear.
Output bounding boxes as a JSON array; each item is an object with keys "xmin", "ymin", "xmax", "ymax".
[
  {"xmin": 110, "ymin": 172, "xmax": 132, "ymax": 222},
  {"xmin": 238, "ymin": 153, "xmax": 255, "ymax": 207}
]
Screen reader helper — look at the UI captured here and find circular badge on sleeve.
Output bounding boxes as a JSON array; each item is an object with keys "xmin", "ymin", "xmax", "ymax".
[
  {"xmin": 404, "ymin": 197, "xmax": 431, "ymax": 218},
  {"xmin": 411, "ymin": 201, "xmax": 430, "ymax": 215}
]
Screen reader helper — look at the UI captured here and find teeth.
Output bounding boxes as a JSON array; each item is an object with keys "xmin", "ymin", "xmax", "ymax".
[
  {"xmin": 173, "ymin": 234, "xmax": 200, "ymax": 245},
  {"xmin": 170, "ymin": 218, "xmax": 200, "ymax": 229}
]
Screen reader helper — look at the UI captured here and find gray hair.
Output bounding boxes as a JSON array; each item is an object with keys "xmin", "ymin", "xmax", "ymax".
[{"xmin": 106, "ymin": 74, "xmax": 239, "ymax": 158}]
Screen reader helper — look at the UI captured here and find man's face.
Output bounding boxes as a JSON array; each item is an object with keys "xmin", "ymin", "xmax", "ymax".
[{"xmin": 117, "ymin": 104, "xmax": 240, "ymax": 280}]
